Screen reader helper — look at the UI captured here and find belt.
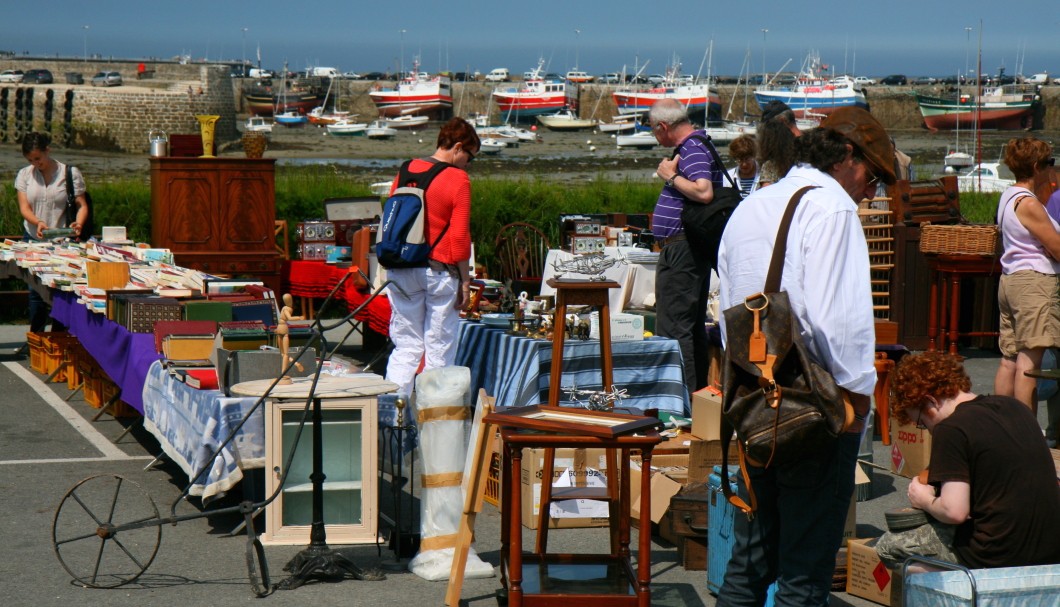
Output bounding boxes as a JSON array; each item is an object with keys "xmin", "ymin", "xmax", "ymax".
[{"xmin": 661, "ymin": 232, "xmax": 687, "ymax": 247}]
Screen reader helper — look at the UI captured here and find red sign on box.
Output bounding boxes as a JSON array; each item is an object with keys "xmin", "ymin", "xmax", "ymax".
[
  {"xmin": 873, "ymin": 560, "xmax": 892, "ymax": 591},
  {"xmin": 891, "ymin": 443, "xmax": 904, "ymax": 473}
]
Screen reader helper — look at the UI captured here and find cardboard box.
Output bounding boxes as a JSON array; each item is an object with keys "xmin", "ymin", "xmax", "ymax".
[
  {"xmin": 629, "ymin": 453, "xmax": 689, "ymax": 525},
  {"xmin": 589, "ymin": 311, "xmax": 645, "ymax": 341},
  {"xmin": 687, "ymin": 438, "xmax": 739, "ymax": 484},
  {"xmin": 520, "ymin": 448, "xmax": 610, "ymax": 530},
  {"xmin": 889, "ymin": 421, "xmax": 932, "ymax": 479},
  {"xmin": 846, "ymin": 538, "xmax": 893, "ymax": 606},
  {"xmin": 691, "ymin": 387, "xmax": 723, "ymax": 441}
]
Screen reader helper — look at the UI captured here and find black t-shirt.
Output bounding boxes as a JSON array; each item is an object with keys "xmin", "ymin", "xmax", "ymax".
[{"xmin": 929, "ymin": 394, "xmax": 1060, "ymax": 568}]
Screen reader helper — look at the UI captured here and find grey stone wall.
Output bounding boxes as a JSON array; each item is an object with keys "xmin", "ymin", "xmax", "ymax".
[{"xmin": 0, "ymin": 65, "xmax": 237, "ymax": 153}]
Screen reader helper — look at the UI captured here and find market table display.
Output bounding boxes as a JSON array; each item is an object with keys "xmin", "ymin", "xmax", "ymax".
[
  {"xmin": 454, "ymin": 321, "xmax": 689, "ymax": 415},
  {"xmin": 284, "ymin": 260, "xmax": 391, "ymax": 335},
  {"xmin": 50, "ymin": 290, "xmax": 161, "ymax": 413},
  {"xmin": 141, "ymin": 360, "xmax": 263, "ymax": 502}
]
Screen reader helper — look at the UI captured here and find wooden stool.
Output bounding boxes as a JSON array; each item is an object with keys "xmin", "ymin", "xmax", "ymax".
[
  {"xmin": 926, "ymin": 254, "xmax": 1000, "ymax": 354},
  {"xmin": 537, "ymin": 278, "xmax": 621, "ymax": 554},
  {"xmin": 873, "ymin": 353, "xmax": 896, "ymax": 445}
]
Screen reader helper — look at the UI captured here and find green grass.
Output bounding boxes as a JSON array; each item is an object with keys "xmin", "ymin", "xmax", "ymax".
[{"xmin": 0, "ymin": 170, "xmax": 1003, "ymax": 275}]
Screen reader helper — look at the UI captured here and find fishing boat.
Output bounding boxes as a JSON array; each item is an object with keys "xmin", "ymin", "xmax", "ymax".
[
  {"xmin": 536, "ymin": 108, "xmax": 597, "ymax": 131},
  {"xmin": 616, "ymin": 131, "xmax": 658, "ymax": 149},
  {"xmin": 244, "ymin": 116, "xmax": 274, "ymax": 133},
  {"xmin": 753, "ymin": 51, "xmax": 867, "ymax": 118},
  {"xmin": 326, "ymin": 119, "xmax": 368, "ymax": 136},
  {"xmin": 915, "ymin": 85, "xmax": 1038, "ymax": 131},
  {"xmin": 597, "ymin": 114, "xmax": 643, "ymax": 133},
  {"xmin": 368, "ymin": 58, "xmax": 453, "ymax": 118},
  {"xmin": 384, "ymin": 115, "xmax": 429, "ymax": 129},
  {"xmin": 492, "ymin": 58, "xmax": 576, "ymax": 122},
  {"xmin": 612, "ymin": 65, "xmax": 722, "ymax": 120},
  {"xmin": 957, "ymin": 162, "xmax": 1015, "ymax": 193},
  {"xmin": 274, "ymin": 110, "xmax": 308, "ymax": 127},
  {"xmin": 244, "ymin": 88, "xmax": 322, "ymax": 116},
  {"xmin": 365, "ymin": 120, "xmax": 398, "ymax": 139},
  {"xmin": 479, "ymin": 138, "xmax": 507, "ymax": 155},
  {"xmin": 307, "ymin": 106, "xmax": 350, "ymax": 126}
]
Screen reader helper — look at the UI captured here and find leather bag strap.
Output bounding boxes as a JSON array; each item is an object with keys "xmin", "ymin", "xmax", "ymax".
[{"xmin": 764, "ymin": 185, "xmax": 817, "ymax": 292}]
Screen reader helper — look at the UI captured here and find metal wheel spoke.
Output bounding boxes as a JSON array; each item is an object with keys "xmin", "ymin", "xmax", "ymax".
[
  {"xmin": 108, "ymin": 535, "xmax": 148, "ymax": 570},
  {"xmin": 105, "ymin": 476, "xmax": 124, "ymax": 524},
  {"xmin": 69, "ymin": 490, "xmax": 106, "ymax": 527}
]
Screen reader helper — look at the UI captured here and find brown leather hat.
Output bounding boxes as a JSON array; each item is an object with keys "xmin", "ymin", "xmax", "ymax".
[{"xmin": 820, "ymin": 107, "xmax": 897, "ymax": 185}]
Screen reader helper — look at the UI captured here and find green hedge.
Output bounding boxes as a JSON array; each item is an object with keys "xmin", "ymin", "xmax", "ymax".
[{"xmin": 0, "ymin": 170, "xmax": 1001, "ymax": 274}]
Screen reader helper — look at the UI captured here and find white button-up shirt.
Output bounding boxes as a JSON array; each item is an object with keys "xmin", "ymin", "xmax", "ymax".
[{"xmin": 717, "ymin": 164, "xmax": 877, "ymax": 397}]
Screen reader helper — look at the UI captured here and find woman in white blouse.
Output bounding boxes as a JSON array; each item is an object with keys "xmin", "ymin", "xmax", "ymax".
[{"xmin": 14, "ymin": 132, "xmax": 88, "ymax": 331}]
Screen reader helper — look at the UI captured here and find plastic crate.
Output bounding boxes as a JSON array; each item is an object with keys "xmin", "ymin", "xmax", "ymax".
[
  {"xmin": 64, "ymin": 341, "xmax": 88, "ymax": 390},
  {"xmin": 484, "ymin": 451, "xmax": 502, "ymax": 508},
  {"xmin": 707, "ymin": 465, "xmax": 776, "ymax": 604},
  {"xmin": 100, "ymin": 379, "xmax": 137, "ymax": 418},
  {"xmin": 27, "ymin": 332, "xmax": 48, "ymax": 374}
]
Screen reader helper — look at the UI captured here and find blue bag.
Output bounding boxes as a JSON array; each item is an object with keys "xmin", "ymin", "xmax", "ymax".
[{"xmin": 375, "ymin": 158, "xmax": 453, "ymax": 268}]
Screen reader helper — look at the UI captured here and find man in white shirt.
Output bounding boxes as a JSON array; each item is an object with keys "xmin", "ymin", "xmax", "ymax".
[{"xmin": 715, "ymin": 107, "xmax": 893, "ymax": 607}]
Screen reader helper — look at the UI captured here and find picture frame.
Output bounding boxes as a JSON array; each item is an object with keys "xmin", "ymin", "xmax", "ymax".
[{"xmin": 483, "ymin": 405, "xmax": 661, "ymax": 438}]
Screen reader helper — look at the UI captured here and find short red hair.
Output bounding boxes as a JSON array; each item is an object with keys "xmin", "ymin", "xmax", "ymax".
[{"xmin": 889, "ymin": 351, "xmax": 971, "ymax": 426}]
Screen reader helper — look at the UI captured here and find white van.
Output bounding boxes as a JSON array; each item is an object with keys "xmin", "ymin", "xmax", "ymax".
[
  {"xmin": 485, "ymin": 68, "xmax": 509, "ymax": 82},
  {"xmin": 248, "ymin": 68, "xmax": 274, "ymax": 79},
  {"xmin": 309, "ymin": 67, "xmax": 339, "ymax": 78}
]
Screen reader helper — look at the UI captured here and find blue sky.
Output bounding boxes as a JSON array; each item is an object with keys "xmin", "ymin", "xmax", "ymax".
[{"xmin": 4, "ymin": 1, "xmax": 1058, "ymax": 79}]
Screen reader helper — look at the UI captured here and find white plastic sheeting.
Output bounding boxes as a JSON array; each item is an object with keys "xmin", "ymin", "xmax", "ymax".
[{"xmin": 407, "ymin": 366, "xmax": 494, "ymax": 581}]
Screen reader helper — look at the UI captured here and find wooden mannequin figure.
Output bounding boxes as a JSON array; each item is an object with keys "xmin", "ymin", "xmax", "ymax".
[{"xmin": 276, "ymin": 293, "xmax": 305, "ymax": 384}]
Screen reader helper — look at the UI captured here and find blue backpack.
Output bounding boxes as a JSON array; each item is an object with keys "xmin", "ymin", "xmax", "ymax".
[{"xmin": 375, "ymin": 158, "xmax": 454, "ymax": 269}]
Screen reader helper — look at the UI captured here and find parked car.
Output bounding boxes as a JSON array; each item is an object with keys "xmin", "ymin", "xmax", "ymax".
[
  {"xmin": 452, "ymin": 72, "xmax": 475, "ymax": 82},
  {"xmin": 21, "ymin": 68, "xmax": 53, "ymax": 84},
  {"xmin": 911, "ymin": 76, "xmax": 938, "ymax": 85},
  {"xmin": 91, "ymin": 71, "xmax": 123, "ymax": 87},
  {"xmin": 361, "ymin": 71, "xmax": 386, "ymax": 80},
  {"xmin": 0, "ymin": 69, "xmax": 24, "ymax": 83},
  {"xmin": 341, "ymin": 71, "xmax": 361, "ymax": 79},
  {"xmin": 647, "ymin": 74, "xmax": 666, "ymax": 85},
  {"xmin": 852, "ymin": 76, "xmax": 876, "ymax": 86},
  {"xmin": 880, "ymin": 74, "xmax": 907, "ymax": 85},
  {"xmin": 484, "ymin": 68, "xmax": 510, "ymax": 82},
  {"xmin": 600, "ymin": 73, "xmax": 622, "ymax": 84}
]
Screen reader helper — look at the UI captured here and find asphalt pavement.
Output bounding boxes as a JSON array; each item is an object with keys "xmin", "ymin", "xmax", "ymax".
[{"xmin": 0, "ymin": 321, "xmax": 1031, "ymax": 607}]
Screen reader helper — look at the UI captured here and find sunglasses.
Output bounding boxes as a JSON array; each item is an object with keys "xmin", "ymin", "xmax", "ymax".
[
  {"xmin": 464, "ymin": 147, "xmax": 477, "ymax": 163},
  {"xmin": 915, "ymin": 407, "xmax": 927, "ymax": 429}
]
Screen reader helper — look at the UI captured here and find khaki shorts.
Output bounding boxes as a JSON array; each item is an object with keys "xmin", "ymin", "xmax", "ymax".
[{"xmin": 998, "ymin": 271, "xmax": 1060, "ymax": 357}]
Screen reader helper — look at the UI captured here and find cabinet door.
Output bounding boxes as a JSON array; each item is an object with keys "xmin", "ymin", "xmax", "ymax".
[
  {"xmin": 263, "ymin": 397, "xmax": 378, "ymax": 545},
  {"xmin": 221, "ymin": 171, "xmax": 274, "ymax": 251},
  {"xmin": 160, "ymin": 173, "xmax": 217, "ymax": 250}
]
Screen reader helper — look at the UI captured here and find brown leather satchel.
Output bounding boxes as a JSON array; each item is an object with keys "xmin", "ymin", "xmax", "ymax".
[{"xmin": 719, "ymin": 186, "xmax": 853, "ymax": 515}]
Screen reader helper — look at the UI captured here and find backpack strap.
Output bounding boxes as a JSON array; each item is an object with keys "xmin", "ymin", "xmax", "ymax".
[
  {"xmin": 64, "ymin": 164, "xmax": 77, "ymax": 227},
  {"xmin": 397, "ymin": 157, "xmax": 456, "ymax": 252},
  {"xmin": 686, "ymin": 134, "xmax": 739, "ymax": 190}
]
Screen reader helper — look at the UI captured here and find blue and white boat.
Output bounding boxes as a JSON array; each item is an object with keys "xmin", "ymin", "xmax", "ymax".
[
  {"xmin": 273, "ymin": 110, "xmax": 308, "ymax": 127},
  {"xmin": 754, "ymin": 51, "xmax": 867, "ymax": 118}
]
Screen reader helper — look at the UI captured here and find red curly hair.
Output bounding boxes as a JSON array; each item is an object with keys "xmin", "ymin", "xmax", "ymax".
[{"xmin": 890, "ymin": 351, "xmax": 971, "ymax": 425}]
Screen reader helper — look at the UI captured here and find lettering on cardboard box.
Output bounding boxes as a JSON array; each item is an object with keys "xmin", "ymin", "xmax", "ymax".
[{"xmin": 897, "ymin": 430, "xmax": 920, "ymax": 443}]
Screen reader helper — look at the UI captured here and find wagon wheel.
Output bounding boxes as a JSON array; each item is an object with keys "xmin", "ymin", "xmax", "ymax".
[{"xmin": 52, "ymin": 474, "xmax": 162, "ymax": 588}]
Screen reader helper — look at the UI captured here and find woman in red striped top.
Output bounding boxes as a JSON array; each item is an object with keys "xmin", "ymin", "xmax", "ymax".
[{"xmin": 385, "ymin": 117, "xmax": 480, "ymax": 397}]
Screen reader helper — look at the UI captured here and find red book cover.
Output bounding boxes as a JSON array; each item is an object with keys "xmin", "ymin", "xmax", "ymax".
[{"xmin": 183, "ymin": 368, "xmax": 219, "ymax": 390}]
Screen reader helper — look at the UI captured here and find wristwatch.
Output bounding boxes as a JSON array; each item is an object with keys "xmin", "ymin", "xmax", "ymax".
[{"xmin": 664, "ymin": 175, "xmax": 676, "ymax": 187}]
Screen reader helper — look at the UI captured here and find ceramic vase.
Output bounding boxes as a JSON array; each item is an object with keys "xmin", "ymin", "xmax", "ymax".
[{"xmin": 195, "ymin": 114, "xmax": 219, "ymax": 157}]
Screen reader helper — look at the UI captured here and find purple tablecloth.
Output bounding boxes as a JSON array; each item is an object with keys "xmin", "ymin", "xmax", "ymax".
[{"xmin": 51, "ymin": 291, "xmax": 161, "ymax": 414}]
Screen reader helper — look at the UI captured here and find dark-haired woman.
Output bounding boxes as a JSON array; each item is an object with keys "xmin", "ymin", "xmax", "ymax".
[
  {"xmin": 14, "ymin": 132, "xmax": 88, "ymax": 331},
  {"xmin": 384, "ymin": 117, "xmax": 479, "ymax": 398},
  {"xmin": 993, "ymin": 137, "xmax": 1060, "ymax": 414}
]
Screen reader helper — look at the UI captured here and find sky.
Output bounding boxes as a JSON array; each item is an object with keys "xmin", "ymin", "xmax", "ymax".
[{"xmin": 4, "ymin": 1, "xmax": 1058, "ymax": 79}]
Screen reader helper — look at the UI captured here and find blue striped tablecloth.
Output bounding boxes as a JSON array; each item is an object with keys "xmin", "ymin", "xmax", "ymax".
[{"xmin": 455, "ymin": 321, "xmax": 689, "ymax": 416}]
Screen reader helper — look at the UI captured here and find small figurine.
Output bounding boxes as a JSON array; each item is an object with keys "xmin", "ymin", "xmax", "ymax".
[{"xmin": 276, "ymin": 293, "xmax": 305, "ymax": 384}]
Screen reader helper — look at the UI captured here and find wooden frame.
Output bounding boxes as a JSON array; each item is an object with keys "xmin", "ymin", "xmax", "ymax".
[{"xmin": 484, "ymin": 405, "xmax": 661, "ymax": 439}]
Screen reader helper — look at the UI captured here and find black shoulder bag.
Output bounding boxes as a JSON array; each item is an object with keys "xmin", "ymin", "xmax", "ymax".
[
  {"xmin": 719, "ymin": 185, "xmax": 854, "ymax": 516},
  {"xmin": 678, "ymin": 134, "xmax": 746, "ymax": 269},
  {"xmin": 64, "ymin": 165, "xmax": 93, "ymax": 242}
]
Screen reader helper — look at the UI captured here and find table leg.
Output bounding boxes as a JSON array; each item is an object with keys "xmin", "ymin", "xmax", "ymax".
[
  {"xmin": 636, "ymin": 447, "xmax": 653, "ymax": 607},
  {"xmin": 509, "ymin": 445, "xmax": 524, "ymax": 607},
  {"xmin": 948, "ymin": 272, "xmax": 961, "ymax": 355},
  {"xmin": 616, "ymin": 448, "xmax": 628, "ymax": 558},
  {"xmin": 598, "ymin": 303, "xmax": 614, "ymax": 391},
  {"xmin": 927, "ymin": 268, "xmax": 939, "ymax": 352},
  {"xmin": 498, "ymin": 443, "xmax": 512, "ymax": 597},
  {"xmin": 548, "ymin": 298, "xmax": 567, "ymax": 407},
  {"xmin": 535, "ymin": 448, "xmax": 555, "ymax": 554}
]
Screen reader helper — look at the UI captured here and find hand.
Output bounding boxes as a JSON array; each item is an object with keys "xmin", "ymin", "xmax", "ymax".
[
  {"xmin": 454, "ymin": 282, "xmax": 471, "ymax": 310},
  {"xmin": 70, "ymin": 222, "xmax": 82, "ymax": 237},
  {"xmin": 35, "ymin": 221, "xmax": 46, "ymax": 239},
  {"xmin": 907, "ymin": 476, "xmax": 936, "ymax": 510},
  {"xmin": 657, "ymin": 156, "xmax": 679, "ymax": 182}
]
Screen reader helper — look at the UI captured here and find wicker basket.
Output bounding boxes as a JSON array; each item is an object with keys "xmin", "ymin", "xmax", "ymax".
[{"xmin": 919, "ymin": 223, "xmax": 999, "ymax": 256}]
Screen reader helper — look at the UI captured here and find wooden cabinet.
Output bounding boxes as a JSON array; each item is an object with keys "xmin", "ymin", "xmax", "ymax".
[
  {"xmin": 262, "ymin": 396, "xmax": 379, "ymax": 545},
  {"xmin": 150, "ymin": 158, "xmax": 281, "ymax": 291}
]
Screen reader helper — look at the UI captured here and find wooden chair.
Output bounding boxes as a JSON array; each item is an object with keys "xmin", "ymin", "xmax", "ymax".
[{"xmin": 493, "ymin": 222, "xmax": 551, "ymax": 297}]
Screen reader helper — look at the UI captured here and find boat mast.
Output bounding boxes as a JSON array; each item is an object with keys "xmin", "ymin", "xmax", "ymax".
[{"xmin": 975, "ymin": 21, "xmax": 983, "ymax": 188}]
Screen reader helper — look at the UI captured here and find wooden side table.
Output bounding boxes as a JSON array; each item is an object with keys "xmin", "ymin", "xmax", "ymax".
[{"xmin": 925, "ymin": 254, "xmax": 1000, "ymax": 354}]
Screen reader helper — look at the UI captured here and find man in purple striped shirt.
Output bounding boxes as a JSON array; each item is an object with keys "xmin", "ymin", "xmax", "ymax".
[{"xmin": 649, "ymin": 98, "xmax": 723, "ymax": 397}]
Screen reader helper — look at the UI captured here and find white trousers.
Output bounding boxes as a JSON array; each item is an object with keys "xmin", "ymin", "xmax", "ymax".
[{"xmin": 385, "ymin": 266, "xmax": 460, "ymax": 397}]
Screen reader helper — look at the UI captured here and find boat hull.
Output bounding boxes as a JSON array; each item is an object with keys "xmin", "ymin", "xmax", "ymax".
[
  {"xmin": 916, "ymin": 93, "xmax": 1036, "ymax": 131},
  {"xmin": 492, "ymin": 79, "xmax": 575, "ymax": 122},
  {"xmin": 368, "ymin": 80, "xmax": 453, "ymax": 118},
  {"xmin": 753, "ymin": 89, "xmax": 867, "ymax": 117},
  {"xmin": 612, "ymin": 87, "xmax": 722, "ymax": 119},
  {"xmin": 244, "ymin": 92, "xmax": 322, "ymax": 116}
]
